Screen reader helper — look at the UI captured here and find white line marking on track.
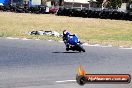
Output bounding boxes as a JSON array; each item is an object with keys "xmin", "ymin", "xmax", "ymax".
[
  {"xmin": 107, "ymin": 45, "xmax": 113, "ymax": 47},
  {"xmin": 100, "ymin": 45, "xmax": 112, "ymax": 47},
  {"xmin": 35, "ymin": 39, "xmax": 40, "ymax": 40},
  {"xmin": 22, "ymin": 38, "xmax": 31, "ymax": 40},
  {"xmin": 48, "ymin": 40, "xmax": 53, "ymax": 41},
  {"xmin": 119, "ymin": 46, "xmax": 124, "ymax": 48},
  {"xmin": 56, "ymin": 80, "xmax": 76, "ymax": 83},
  {"xmin": 87, "ymin": 44, "xmax": 100, "ymax": 47},
  {"xmin": 59, "ymin": 41, "xmax": 63, "ymax": 43},
  {"xmin": 82, "ymin": 43, "xmax": 113, "ymax": 48},
  {"xmin": 5, "ymin": 37, "xmax": 119, "ymax": 48},
  {"xmin": 82, "ymin": 43, "xmax": 89, "ymax": 46},
  {"xmin": 100, "ymin": 46, "xmax": 110, "ymax": 47},
  {"xmin": 119, "ymin": 48, "xmax": 132, "ymax": 50},
  {"xmin": 7, "ymin": 37, "xmax": 19, "ymax": 40}
]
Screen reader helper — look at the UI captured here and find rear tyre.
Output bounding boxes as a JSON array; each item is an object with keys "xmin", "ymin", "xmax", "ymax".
[{"xmin": 66, "ymin": 48, "xmax": 69, "ymax": 51}]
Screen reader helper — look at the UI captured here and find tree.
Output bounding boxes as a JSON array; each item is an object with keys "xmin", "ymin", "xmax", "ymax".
[
  {"xmin": 59, "ymin": 0, "xmax": 64, "ymax": 6},
  {"xmin": 96, "ymin": 0, "xmax": 104, "ymax": 7},
  {"xmin": 109, "ymin": 0, "xmax": 122, "ymax": 9},
  {"xmin": 126, "ymin": 0, "xmax": 132, "ymax": 11},
  {"xmin": 96, "ymin": 0, "xmax": 122, "ymax": 9}
]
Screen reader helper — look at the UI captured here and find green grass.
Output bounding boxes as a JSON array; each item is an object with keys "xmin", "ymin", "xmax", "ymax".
[{"xmin": 0, "ymin": 12, "xmax": 132, "ymax": 47}]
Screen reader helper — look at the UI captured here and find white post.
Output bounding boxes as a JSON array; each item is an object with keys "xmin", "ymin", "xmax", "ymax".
[
  {"xmin": 102, "ymin": 3, "xmax": 104, "ymax": 10},
  {"xmin": 72, "ymin": 0, "xmax": 74, "ymax": 9},
  {"xmin": 88, "ymin": 0, "xmax": 91, "ymax": 10}
]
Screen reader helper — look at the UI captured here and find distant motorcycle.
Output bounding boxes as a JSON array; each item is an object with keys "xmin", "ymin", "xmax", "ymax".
[{"xmin": 63, "ymin": 34, "xmax": 85, "ymax": 52}]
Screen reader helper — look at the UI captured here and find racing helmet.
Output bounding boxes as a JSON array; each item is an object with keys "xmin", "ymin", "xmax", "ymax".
[{"xmin": 63, "ymin": 30, "xmax": 70, "ymax": 35}]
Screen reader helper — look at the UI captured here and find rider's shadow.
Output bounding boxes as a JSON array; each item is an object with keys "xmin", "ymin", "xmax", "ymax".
[{"xmin": 52, "ymin": 51, "xmax": 80, "ymax": 53}]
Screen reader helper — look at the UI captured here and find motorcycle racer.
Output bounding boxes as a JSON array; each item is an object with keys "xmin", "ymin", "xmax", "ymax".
[{"xmin": 63, "ymin": 30, "xmax": 70, "ymax": 48}]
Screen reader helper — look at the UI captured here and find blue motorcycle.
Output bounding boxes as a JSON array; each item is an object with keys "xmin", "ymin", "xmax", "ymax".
[{"xmin": 64, "ymin": 34, "xmax": 85, "ymax": 52}]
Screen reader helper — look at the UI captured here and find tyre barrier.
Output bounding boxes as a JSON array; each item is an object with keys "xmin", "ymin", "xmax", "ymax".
[
  {"xmin": 57, "ymin": 7, "xmax": 132, "ymax": 21},
  {"xmin": 0, "ymin": 5, "xmax": 132, "ymax": 21}
]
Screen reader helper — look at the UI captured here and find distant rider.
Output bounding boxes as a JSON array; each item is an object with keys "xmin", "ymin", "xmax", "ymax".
[
  {"xmin": 63, "ymin": 30, "xmax": 70, "ymax": 48},
  {"xmin": 63, "ymin": 30, "xmax": 82, "ymax": 48}
]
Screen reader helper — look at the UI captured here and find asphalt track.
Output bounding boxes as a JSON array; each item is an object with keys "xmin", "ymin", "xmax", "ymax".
[{"xmin": 0, "ymin": 38, "xmax": 132, "ymax": 88}]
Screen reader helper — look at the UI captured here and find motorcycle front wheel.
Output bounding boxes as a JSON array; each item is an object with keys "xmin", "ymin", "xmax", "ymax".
[{"xmin": 78, "ymin": 44, "xmax": 85, "ymax": 52}]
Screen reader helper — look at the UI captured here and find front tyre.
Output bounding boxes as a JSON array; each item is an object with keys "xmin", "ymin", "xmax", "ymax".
[
  {"xmin": 81, "ymin": 47, "xmax": 85, "ymax": 52},
  {"xmin": 78, "ymin": 44, "xmax": 85, "ymax": 52}
]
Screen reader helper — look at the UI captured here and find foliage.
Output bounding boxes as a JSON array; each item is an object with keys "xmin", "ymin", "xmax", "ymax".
[
  {"xmin": 109, "ymin": 0, "xmax": 122, "ymax": 9},
  {"xmin": 96, "ymin": 0, "xmax": 104, "ymax": 7},
  {"xmin": 96, "ymin": 0, "xmax": 122, "ymax": 9}
]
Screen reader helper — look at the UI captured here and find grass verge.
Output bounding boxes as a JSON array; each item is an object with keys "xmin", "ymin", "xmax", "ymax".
[{"xmin": 0, "ymin": 12, "xmax": 132, "ymax": 47}]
